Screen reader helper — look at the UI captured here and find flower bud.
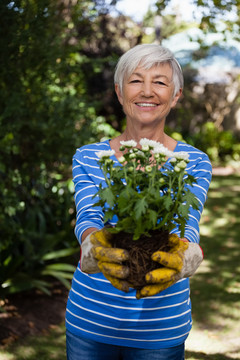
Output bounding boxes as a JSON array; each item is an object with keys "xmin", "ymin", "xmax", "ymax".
[
  {"xmin": 105, "ymin": 159, "xmax": 113, "ymax": 165},
  {"xmin": 142, "ymin": 144, "xmax": 149, "ymax": 152},
  {"xmin": 119, "ymin": 156, "xmax": 126, "ymax": 164},
  {"xmin": 128, "ymin": 166, "xmax": 134, "ymax": 172},
  {"xmin": 145, "ymin": 165, "xmax": 152, "ymax": 173},
  {"xmin": 129, "ymin": 153, "xmax": 136, "ymax": 159},
  {"xmin": 178, "ymin": 160, "xmax": 187, "ymax": 169},
  {"xmin": 174, "ymin": 165, "xmax": 181, "ymax": 173}
]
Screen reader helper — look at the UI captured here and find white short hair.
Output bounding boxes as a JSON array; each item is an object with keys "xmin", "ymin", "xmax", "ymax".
[{"xmin": 114, "ymin": 44, "xmax": 183, "ymax": 96}]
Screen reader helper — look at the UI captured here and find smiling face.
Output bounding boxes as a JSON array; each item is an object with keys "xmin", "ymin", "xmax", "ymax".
[{"xmin": 115, "ymin": 63, "xmax": 182, "ymax": 127}]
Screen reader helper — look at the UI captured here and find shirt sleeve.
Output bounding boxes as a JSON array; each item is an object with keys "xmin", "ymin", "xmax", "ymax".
[
  {"xmin": 171, "ymin": 152, "xmax": 212, "ymax": 243},
  {"xmin": 72, "ymin": 150, "xmax": 104, "ymax": 244}
]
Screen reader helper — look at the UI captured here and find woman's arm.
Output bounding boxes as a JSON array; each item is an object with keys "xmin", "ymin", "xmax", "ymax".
[{"xmin": 72, "ymin": 150, "xmax": 104, "ymax": 244}]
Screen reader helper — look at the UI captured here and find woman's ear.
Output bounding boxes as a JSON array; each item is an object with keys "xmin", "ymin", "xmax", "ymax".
[
  {"xmin": 171, "ymin": 88, "xmax": 183, "ymax": 108},
  {"xmin": 115, "ymin": 84, "xmax": 123, "ymax": 105}
]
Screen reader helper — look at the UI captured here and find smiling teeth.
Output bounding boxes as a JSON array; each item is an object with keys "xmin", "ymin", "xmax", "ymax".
[{"xmin": 137, "ymin": 103, "xmax": 157, "ymax": 107}]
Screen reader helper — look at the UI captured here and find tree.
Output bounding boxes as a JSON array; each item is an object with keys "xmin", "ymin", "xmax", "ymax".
[
  {"xmin": 0, "ymin": 0, "xmax": 119, "ymax": 295},
  {"xmin": 154, "ymin": 0, "xmax": 240, "ymax": 40}
]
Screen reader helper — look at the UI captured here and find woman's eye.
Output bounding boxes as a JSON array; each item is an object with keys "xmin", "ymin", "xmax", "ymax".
[
  {"xmin": 155, "ymin": 81, "xmax": 166, "ymax": 86},
  {"xmin": 130, "ymin": 79, "xmax": 141, "ymax": 83}
]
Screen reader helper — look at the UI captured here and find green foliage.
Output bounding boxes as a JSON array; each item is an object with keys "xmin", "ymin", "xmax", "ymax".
[
  {"xmin": 94, "ymin": 139, "xmax": 199, "ymax": 240},
  {"xmin": 168, "ymin": 123, "xmax": 240, "ymax": 165},
  {"xmin": 0, "ymin": 0, "xmax": 120, "ymax": 296},
  {"xmin": 187, "ymin": 122, "xmax": 240, "ymax": 164}
]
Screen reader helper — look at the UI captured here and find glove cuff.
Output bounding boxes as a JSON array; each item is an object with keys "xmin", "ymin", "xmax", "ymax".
[
  {"xmin": 181, "ymin": 242, "xmax": 203, "ymax": 278},
  {"xmin": 80, "ymin": 233, "xmax": 99, "ymax": 274}
]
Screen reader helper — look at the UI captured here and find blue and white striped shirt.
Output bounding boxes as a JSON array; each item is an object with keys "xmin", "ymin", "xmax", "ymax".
[{"xmin": 65, "ymin": 139, "xmax": 212, "ymax": 349}]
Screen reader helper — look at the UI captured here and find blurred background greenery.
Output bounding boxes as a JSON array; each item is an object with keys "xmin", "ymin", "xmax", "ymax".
[{"xmin": 0, "ymin": 0, "xmax": 240, "ymax": 298}]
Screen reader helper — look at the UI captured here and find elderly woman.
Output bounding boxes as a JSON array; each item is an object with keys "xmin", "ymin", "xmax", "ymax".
[{"xmin": 65, "ymin": 44, "xmax": 212, "ymax": 360}]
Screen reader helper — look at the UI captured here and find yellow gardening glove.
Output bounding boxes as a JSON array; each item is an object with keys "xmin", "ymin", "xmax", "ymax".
[
  {"xmin": 80, "ymin": 228, "xmax": 130, "ymax": 292},
  {"xmin": 136, "ymin": 234, "xmax": 203, "ymax": 299}
]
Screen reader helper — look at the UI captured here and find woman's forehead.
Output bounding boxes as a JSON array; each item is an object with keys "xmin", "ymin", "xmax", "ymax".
[{"xmin": 127, "ymin": 63, "xmax": 173, "ymax": 80}]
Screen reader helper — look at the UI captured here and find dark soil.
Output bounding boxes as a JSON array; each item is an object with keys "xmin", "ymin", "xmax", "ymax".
[
  {"xmin": 112, "ymin": 229, "xmax": 171, "ymax": 289},
  {"xmin": 0, "ymin": 282, "xmax": 69, "ymax": 347}
]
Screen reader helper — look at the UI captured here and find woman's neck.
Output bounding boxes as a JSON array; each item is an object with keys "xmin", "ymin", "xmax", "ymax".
[
  {"xmin": 110, "ymin": 119, "xmax": 178, "ymax": 153},
  {"xmin": 122, "ymin": 118, "xmax": 167, "ymax": 143}
]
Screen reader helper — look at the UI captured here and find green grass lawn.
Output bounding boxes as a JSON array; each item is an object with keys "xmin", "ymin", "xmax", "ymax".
[
  {"xmin": 185, "ymin": 174, "xmax": 240, "ymax": 359},
  {"xmin": 1, "ymin": 174, "xmax": 240, "ymax": 360}
]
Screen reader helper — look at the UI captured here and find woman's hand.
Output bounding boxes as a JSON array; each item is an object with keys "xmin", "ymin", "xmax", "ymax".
[
  {"xmin": 136, "ymin": 234, "xmax": 203, "ymax": 299},
  {"xmin": 81, "ymin": 228, "xmax": 131, "ymax": 292}
]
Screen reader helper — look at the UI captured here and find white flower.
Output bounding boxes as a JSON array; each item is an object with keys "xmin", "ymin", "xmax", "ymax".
[
  {"xmin": 169, "ymin": 157, "xmax": 177, "ymax": 163},
  {"xmin": 166, "ymin": 150, "xmax": 175, "ymax": 158},
  {"xmin": 174, "ymin": 151, "xmax": 189, "ymax": 161},
  {"xmin": 139, "ymin": 138, "xmax": 160, "ymax": 149},
  {"xmin": 96, "ymin": 150, "xmax": 115, "ymax": 159},
  {"xmin": 153, "ymin": 145, "xmax": 174, "ymax": 158},
  {"xmin": 120, "ymin": 140, "xmax": 137, "ymax": 148}
]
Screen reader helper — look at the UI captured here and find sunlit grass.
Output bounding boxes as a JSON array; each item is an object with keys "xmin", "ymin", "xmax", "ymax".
[
  {"xmin": 186, "ymin": 174, "xmax": 240, "ymax": 360},
  {"xmin": 0, "ymin": 174, "xmax": 240, "ymax": 360}
]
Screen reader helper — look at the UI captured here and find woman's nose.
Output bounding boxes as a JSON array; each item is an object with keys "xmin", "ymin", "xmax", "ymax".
[{"xmin": 141, "ymin": 82, "xmax": 153, "ymax": 97}]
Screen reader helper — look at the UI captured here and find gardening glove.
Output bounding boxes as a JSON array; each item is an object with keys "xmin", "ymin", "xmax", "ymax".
[
  {"xmin": 80, "ymin": 228, "xmax": 131, "ymax": 292},
  {"xmin": 136, "ymin": 234, "xmax": 203, "ymax": 299}
]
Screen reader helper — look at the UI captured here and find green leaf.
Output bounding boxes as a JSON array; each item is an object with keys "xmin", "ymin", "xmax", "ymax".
[
  {"xmin": 100, "ymin": 187, "xmax": 115, "ymax": 208},
  {"xmin": 1, "ymin": 276, "xmax": 51, "ymax": 296},
  {"xmin": 117, "ymin": 187, "xmax": 136, "ymax": 215},
  {"xmin": 104, "ymin": 209, "xmax": 115, "ymax": 222},
  {"xmin": 175, "ymin": 217, "xmax": 187, "ymax": 239},
  {"xmin": 163, "ymin": 194, "xmax": 173, "ymax": 210},
  {"xmin": 41, "ymin": 270, "xmax": 71, "ymax": 289},
  {"xmin": 118, "ymin": 188, "xmax": 132, "ymax": 209},
  {"xmin": 148, "ymin": 209, "xmax": 158, "ymax": 226},
  {"xmin": 42, "ymin": 248, "xmax": 78, "ymax": 261},
  {"xmin": 43, "ymin": 263, "xmax": 76, "ymax": 272},
  {"xmin": 184, "ymin": 191, "xmax": 200, "ymax": 210},
  {"xmin": 185, "ymin": 174, "xmax": 197, "ymax": 186},
  {"xmin": 134, "ymin": 197, "xmax": 148, "ymax": 219},
  {"xmin": 41, "ymin": 270, "xmax": 73, "ymax": 280},
  {"xmin": 178, "ymin": 203, "xmax": 189, "ymax": 218},
  {"xmin": 118, "ymin": 217, "xmax": 135, "ymax": 233}
]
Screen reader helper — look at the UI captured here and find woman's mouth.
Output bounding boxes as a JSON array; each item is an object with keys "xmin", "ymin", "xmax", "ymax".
[{"xmin": 135, "ymin": 102, "xmax": 159, "ymax": 107}]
